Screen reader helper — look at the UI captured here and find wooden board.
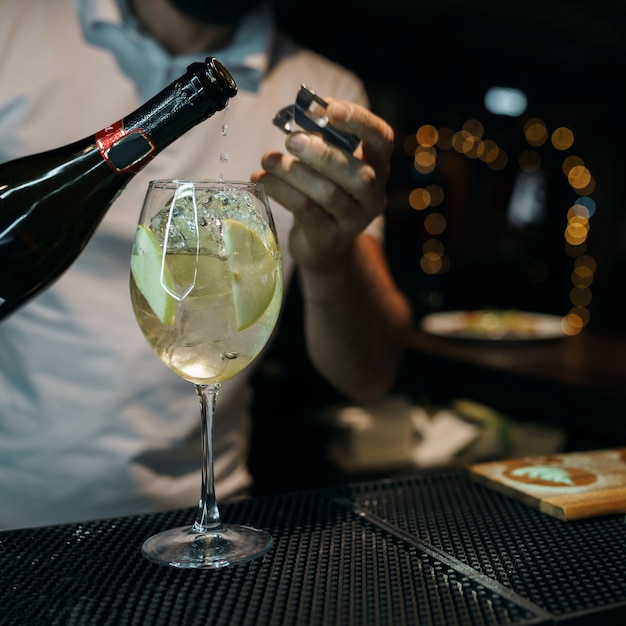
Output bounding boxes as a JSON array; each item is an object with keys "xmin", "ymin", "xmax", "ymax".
[{"xmin": 467, "ymin": 447, "xmax": 626, "ymax": 521}]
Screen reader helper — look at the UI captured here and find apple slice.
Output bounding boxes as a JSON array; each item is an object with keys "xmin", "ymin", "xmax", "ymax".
[
  {"xmin": 222, "ymin": 219, "xmax": 278, "ymax": 331},
  {"xmin": 130, "ymin": 224, "xmax": 176, "ymax": 326}
]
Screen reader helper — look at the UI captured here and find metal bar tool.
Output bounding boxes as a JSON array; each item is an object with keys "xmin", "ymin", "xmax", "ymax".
[{"xmin": 273, "ymin": 84, "xmax": 360, "ymax": 153}]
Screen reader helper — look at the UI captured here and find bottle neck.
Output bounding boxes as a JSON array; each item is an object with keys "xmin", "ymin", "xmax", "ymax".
[{"xmin": 96, "ymin": 58, "xmax": 236, "ymax": 174}]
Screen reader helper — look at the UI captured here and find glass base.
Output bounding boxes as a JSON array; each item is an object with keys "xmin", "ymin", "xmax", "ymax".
[{"xmin": 141, "ymin": 523, "xmax": 273, "ymax": 569}]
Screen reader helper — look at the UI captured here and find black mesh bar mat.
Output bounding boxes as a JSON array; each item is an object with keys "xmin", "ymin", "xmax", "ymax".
[
  {"xmin": 344, "ymin": 470, "xmax": 626, "ymax": 624},
  {"xmin": 1, "ymin": 469, "xmax": 625, "ymax": 625}
]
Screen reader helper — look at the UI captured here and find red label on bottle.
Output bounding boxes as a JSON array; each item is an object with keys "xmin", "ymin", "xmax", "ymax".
[{"xmin": 96, "ymin": 121, "xmax": 156, "ymax": 173}]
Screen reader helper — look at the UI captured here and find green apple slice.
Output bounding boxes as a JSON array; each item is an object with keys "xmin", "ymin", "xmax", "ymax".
[
  {"xmin": 131, "ymin": 225, "xmax": 176, "ymax": 326},
  {"xmin": 222, "ymin": 219, "xmax": 278, "ymax": 331}
]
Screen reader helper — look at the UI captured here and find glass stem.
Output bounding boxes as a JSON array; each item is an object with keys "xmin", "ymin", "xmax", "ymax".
[{"xmin": 192, "ymin": 383, "xmax": 222, "ymax": 533}]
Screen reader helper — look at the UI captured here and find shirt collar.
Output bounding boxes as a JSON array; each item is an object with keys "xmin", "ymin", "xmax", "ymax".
[{"xmin": 78, "ymin": 0, "xmax": 274, "ymax": 98}]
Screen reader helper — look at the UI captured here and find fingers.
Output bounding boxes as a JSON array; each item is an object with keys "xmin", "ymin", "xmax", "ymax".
[
  {"xmin": 288, "ymin": 101, "xmax": 394, "ymax": 201},
  {"xmin": 256, "ymin": 142, "xmax": 375, "ymax": 235},
  {"xmin": 265, "ymin": 103, "xmax": 392, "ymax": 218},
  {"xmin": 251, "ymin": 101, "xmax": 394, "ymax": 267},
  {"xmin": 290, "ymin": 130, "xmax": 374, "ymax": 191},
  {"xmin": 326, "ymin": 100, "xmax": 395, "ymax": 168},
  {"xmin": 253, "ymin": 150, "xmax": 357, "ymax": 232}
]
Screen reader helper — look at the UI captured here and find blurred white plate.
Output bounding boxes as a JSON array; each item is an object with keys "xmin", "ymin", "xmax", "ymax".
[{"xmin": 420, "ymin": 310, "xmax": 565, "ymax": 341}]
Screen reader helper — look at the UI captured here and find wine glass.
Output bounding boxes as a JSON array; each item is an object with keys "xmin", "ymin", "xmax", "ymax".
[{"xmin": 129, "ymin": 179, "xmax": 283, "ymax": 569}]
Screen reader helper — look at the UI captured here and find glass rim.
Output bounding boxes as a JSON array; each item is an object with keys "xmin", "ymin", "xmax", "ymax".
[{"xmin": 148, "ymin": 179, "xmax": 261, "ymax": 189}]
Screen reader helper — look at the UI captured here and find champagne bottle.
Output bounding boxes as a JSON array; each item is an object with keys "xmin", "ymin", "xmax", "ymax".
[{"xmin": 0, "ymin": 56, "xmax": 237, "ymax": 321}]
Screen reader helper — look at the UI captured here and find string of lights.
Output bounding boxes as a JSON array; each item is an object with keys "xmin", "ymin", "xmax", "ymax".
[{"xmin": 405, "ymin": 114, "xmax": 596, "ymax": 336}]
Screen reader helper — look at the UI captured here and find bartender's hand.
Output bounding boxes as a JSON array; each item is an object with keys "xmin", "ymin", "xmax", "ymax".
[
  {"xmin": 251, "ymin": 100, "xmax": 393, "ymax": 270},
  {"xmin": 252, "ymin": 101, "xmax": 412, "ymax": 404}
]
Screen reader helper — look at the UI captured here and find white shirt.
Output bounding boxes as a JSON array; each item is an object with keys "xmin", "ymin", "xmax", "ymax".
[{"xmin": 0, "ymin": 0, "xmax": 368, "ymax": 529}]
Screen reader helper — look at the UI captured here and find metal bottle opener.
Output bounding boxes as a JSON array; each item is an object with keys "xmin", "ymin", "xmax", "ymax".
[{"xmin": 273, "ymin": 85, "xmax": 360, "ymax": 153}]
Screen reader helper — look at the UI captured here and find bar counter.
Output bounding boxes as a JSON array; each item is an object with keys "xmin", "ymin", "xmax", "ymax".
[{"xmin": 2, "ymin": 468, "xmax": 625, "ymax": 625}]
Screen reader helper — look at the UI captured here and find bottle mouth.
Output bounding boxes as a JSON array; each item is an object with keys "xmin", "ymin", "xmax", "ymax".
[{"xmin": 208, "ymin": 57, "xmax": 238, "ymax": 98}]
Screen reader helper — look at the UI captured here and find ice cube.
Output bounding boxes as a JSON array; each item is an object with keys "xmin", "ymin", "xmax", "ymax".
[{"xmin": 148, "ymin": 186, "xmax": 264, "ymax": 254}]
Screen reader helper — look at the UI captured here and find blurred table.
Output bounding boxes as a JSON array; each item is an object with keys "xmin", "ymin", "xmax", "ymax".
[
  {"xmin": 2, "ymin": 468, "xmax": 626, "ymax": 625},
  {"xmin": 398, "ymin": 327, "xmax": 626, "ymax": 445}
]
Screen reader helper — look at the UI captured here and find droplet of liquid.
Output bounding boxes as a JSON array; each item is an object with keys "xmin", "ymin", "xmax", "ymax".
[{"xmin": 219, "ymin": 112, "xmax": 229, "ymax": 182}]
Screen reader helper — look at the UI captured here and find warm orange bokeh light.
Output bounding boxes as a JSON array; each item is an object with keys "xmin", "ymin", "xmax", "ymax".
[
  {"xmin": 524, "ymin": 118, "xmax": 548, "ymax": 146},
  {"xmin": 409, "ymin": 187, "xmax": 431, "ymax": 211},
  {"xmin": 424, "ymin": 212, "xmax": 446, "ymax": 235},
  {"xmin": 551, "ymin": 126, "xmax": 575, "ymax": 150},
  {"xmin": 416, "ymin": 124, "xmax": 439, "ymax": 147}
]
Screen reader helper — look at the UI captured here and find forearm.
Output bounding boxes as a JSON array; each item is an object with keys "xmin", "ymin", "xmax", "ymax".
[{"xmin": 298, "ymin": 233, "xmax": 412, "ymax": 404}]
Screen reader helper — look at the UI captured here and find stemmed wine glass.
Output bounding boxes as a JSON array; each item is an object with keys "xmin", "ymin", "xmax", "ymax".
[{"xmin": 129, "ymin": 179, "xmax": 283, "ymax": 569}]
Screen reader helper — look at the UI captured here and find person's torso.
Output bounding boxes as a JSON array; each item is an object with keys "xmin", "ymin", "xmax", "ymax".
[{"xmin": 0, "ymin": 0, "xmax": 367, "ymax": 528}]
